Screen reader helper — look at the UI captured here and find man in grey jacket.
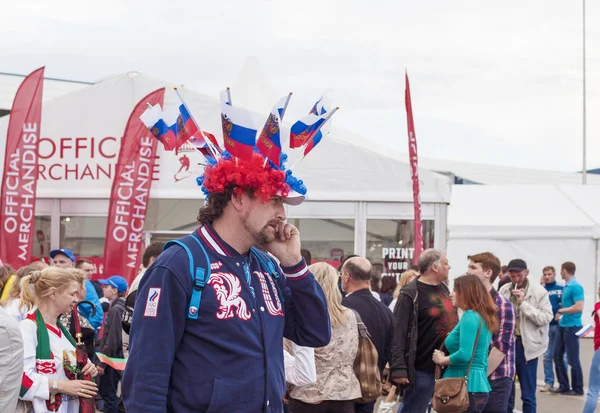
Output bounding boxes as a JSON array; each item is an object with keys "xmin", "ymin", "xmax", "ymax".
[{"xmin": 500, "ymin": 258, "xmax": 553, "ymax": 413}]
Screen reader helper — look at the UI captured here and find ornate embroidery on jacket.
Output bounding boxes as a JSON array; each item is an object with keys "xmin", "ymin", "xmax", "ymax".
[
  {"xmin": 255, "ymin": 271, "xmax": 284, "ymax": 317},
  {"xmin": 208, "ymin": 272, "xmax": 252, "ymax": 321}
]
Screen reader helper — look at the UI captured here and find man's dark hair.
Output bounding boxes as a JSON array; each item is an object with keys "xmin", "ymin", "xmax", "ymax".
[
  {"xmin": 143, "ymin": 241, "xmax": 166, "ymax": 268},
  {"xmin": 197, "ymin": 186, "xmax": 260, "ymax": 225},
  {"xmin": 501, "ymin": 265, "xmax": 508, "ymax": 273},
  {"xmin": 301, "ymin": 249, "xmax": 312, "ymax": 265},
  {"xmin": 344, "ymin": 261, "xmax": 372, "ymax": 282},
  {"xmin": 75, "ymin": 259, "xmax": 92, "ymax": 269},
  {"xmin": 197, "ymin": 187, "xmax": 234, "ymax": 225},
  {"xmin": 561, "ymin": 261, "xmax": 576, "ymax": 275},
  {"xmin": 543, "ymin": 266, "xmax": 556, "ymax": 274}
]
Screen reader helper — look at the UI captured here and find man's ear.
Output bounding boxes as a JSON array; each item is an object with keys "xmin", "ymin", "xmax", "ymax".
[{"xmin": 230, "ymin": 191, "xmax": 246, "ymax": 212}]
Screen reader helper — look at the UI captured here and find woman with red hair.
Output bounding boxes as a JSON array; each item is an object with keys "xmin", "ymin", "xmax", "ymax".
[{"xmin": 433, "ymin": 274, "xmax": 498, "ymax": 412}]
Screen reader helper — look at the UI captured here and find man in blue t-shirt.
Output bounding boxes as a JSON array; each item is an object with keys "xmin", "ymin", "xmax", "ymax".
[
  {"xmin": 541, "ymin": 266, "xmax": 563, "ymax": 392},
  {"xmin": 552, "ymin": 261, "xmax": 585, "ymax": 395}
]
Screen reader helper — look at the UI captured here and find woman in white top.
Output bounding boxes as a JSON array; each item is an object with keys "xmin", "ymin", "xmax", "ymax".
[
  {"xmin": 284, "ymin": 343, "xmax": 316, "ymax": 386},
  {"xmin": 288, "ymin": 262, "xmax": 361, "ymax": 413},
  {"xmin": 19, "ymin": 267, "xmax": 98, "ymax": 413}
]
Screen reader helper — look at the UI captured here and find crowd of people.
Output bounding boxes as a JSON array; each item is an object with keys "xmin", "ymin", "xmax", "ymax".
[
  {"xmin": 0, "ymin": 149, "xmax": 598, "ymax": 413},
  {"xmin": 0, "ymin": 244, "xmax": 164, "ymax": 413},
  {"xmin": 2, "ymin": 241, "xmax": 598, "ymax": 413}
]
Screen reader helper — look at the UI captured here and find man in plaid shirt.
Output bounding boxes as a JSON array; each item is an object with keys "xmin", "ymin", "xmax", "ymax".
[{"xmin": 467, "ymin": 252, "xmax": 516, "ymax": 413}]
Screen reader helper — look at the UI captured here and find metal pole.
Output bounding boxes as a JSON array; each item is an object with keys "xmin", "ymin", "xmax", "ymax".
[{"xmin": 583, "ymin": 0, "xmax": 587, "ymax": 184}]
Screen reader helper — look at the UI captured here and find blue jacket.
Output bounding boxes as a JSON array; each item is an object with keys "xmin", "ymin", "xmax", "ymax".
[
  {"xmin": 80, "ymin": 279, "xmax": 104, "ymax": 330},
  {"xmin": 544, "ymin": 281, "xmax": 563, "ymax": 326},
  {"xmin": 122, "ymin": 225, "xmax": 331, "ymax": 413}
]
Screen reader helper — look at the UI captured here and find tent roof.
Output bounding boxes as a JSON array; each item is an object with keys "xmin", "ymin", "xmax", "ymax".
[
  {"xmin": 418, "ymin": 157, "xmax": 600, "ymax": 185},
  {"xmin": 0, "ymin": 71, "xmax": 451, "ymax": 203},
  {"xmin": 448, "ymin": 184, "xmax": 600, "ymax": 238},
  {"xmin": 0, "ymin": 71, "xmax": 92, "ymax": 111}
]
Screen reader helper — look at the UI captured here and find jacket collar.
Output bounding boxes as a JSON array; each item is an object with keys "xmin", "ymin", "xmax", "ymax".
[
  {"xmin": 195, "ymin": 223, "xmax": 240, "ymax": 258},
  {"xmin": 349, "ymin": 288, "xmax": 373, "ymax": 297}
]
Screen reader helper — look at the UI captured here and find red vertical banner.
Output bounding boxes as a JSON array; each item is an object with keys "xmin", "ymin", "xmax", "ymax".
[
  {"xmin": 0, "ymin": 67, "xmax": 45, "ymax": 268},
  {"xmin": 103, "ymin": 88, "xmax": 165, "ymax": 284},
  {"xmin": 405, "ymin": 72, "xmax": 424, "ymax": 262}
]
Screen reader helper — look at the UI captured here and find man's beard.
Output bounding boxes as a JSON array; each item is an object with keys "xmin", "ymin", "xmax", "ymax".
[{"xmin": 243, "ymin": 214, "xmax": 280, "ymax": 245}]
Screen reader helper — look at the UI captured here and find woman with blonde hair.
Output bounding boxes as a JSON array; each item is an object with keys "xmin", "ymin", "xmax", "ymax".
[
  {"xmin": 388, "ymin": 269, "xmax": 418, "ymax": 312},
  {"xmin": 1, "ymin": 265, "xmax": 37, "ymax": 321},
  {"xmin": 19, "ymin": 267, "xmax": 98, "ymax": 413},
  {"xmin": 0, "ymin": 262, "xmax": 16, "ymax": 299},
  {"xmin": 288, "ymin": 262, "xmax": 361, "ymax": 413}
]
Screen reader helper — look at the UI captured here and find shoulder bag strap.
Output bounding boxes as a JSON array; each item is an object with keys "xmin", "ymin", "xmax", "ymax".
[
  {"xmin": 434, "ymin": 337, "xmax": 448, "ymax": 380},
  {"xmin": 435, "ymin": 316, "xmax": 483, "ymax": 380},
  {"xmin": 351, "ymin": 309, "xmax": 370, "ymax": 339},
  {"xmin": 464, "ymin": 317, "xmax": 483, "ymax": 380}
]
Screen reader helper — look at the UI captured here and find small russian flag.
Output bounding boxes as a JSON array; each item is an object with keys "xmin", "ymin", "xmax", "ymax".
[
  {"xmin": 257, "ymin": 95, "xmax": 288, "ymax": 168},
  {"xmin": 140, "ymin": 104, "xmax": 199, "ymax": 154},
  {"xmin": 576, "ymin": 324, "xmax": 594, "ymax": 338},
  {"xmin": 220, "ymin": 90, "xmax": 258, "ymax": 161},
  {"xmin": 190, "ymin": 131, "xmax": 218, "ymax": 162}
]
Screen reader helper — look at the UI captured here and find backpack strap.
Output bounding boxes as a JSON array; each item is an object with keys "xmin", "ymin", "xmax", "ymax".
[
  {"xmin": 163, "ymin": 233, "xmax": 211, "ymax": 320},
  {"xmin": 250, "ymin": 247, "xmax": 285, "ymax": 304}
]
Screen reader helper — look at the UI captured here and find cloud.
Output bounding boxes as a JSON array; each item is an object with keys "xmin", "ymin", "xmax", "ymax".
[{"xmin": 1, "ymin": 0, "xmax": 600, "ymax": 171}]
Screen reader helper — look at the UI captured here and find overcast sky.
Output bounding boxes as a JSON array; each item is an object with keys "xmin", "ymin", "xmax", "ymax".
[{"xmin": 2, "ymin": 0, "xmax": 600, "ymax": 172}]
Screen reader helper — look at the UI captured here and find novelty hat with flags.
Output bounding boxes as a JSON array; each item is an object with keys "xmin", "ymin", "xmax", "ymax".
[{"xmin": 140, "ymin": 87, "xmax": 338, "ymax": 206}]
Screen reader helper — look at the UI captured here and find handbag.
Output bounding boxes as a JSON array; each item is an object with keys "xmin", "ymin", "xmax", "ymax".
[
  {"xmin": 431, "ymin": 318, "xmax": 482, "ymax": 413},
  {"xmin": 351, "ymin": 310, "xmax": 382, "ymax": 404}
]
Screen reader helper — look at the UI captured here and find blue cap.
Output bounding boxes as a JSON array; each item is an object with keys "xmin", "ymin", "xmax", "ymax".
[
  {"xmin": 98, "ymin": 276, "xmax": 129, "ymax": 293},
  {"xmin": 50, "ymin": 249, "xmax": 76, "ymax": 263}
]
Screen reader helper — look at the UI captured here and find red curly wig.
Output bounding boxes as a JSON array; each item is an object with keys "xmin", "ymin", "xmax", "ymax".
[{"xmin": 201, "ymin": 153, "xmax": 290, "ymax": 202}]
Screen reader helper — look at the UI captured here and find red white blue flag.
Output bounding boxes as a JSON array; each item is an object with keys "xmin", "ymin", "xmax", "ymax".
[
  {"xmin": 257, "ymin": 95, "xmax": 289, "ymax": 168},
  {"xmin": 140, "ymin": 103, "xmax": 198, "ymax": 154},
  {"xmin": 290, "ymin": 94, "xmax": 332, "ymax": 151},
  {"xmin": 220, "ymin": 90, "xmax": 258, "ymax": 160}
]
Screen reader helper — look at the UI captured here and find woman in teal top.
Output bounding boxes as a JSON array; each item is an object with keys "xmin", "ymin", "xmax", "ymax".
[{"xmin": 433, "ymin": 274, "xmax": 499, "ymax": 413}]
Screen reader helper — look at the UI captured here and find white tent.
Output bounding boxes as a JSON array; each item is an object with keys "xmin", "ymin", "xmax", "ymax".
[
  {"xmin": 0, "ymin": 71, "xmax": 450, "ymax": 203},
  {"xmin": 0, "ymin": 71, "xmax": 451, "ymax": 259},
  {"xmin": 447, "ymin": 184, "xmax": 600, "ymax": 323}
]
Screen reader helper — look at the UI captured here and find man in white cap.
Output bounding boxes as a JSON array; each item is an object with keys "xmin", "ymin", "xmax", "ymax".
[{"xmin": 500, "ymin": 258, "xmax": 553, "ymax": 413}]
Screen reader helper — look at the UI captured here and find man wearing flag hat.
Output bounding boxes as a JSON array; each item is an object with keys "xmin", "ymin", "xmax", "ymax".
[{"xmin": 124, "ymin": 90, "xmax": 334, "ymax": 413}]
